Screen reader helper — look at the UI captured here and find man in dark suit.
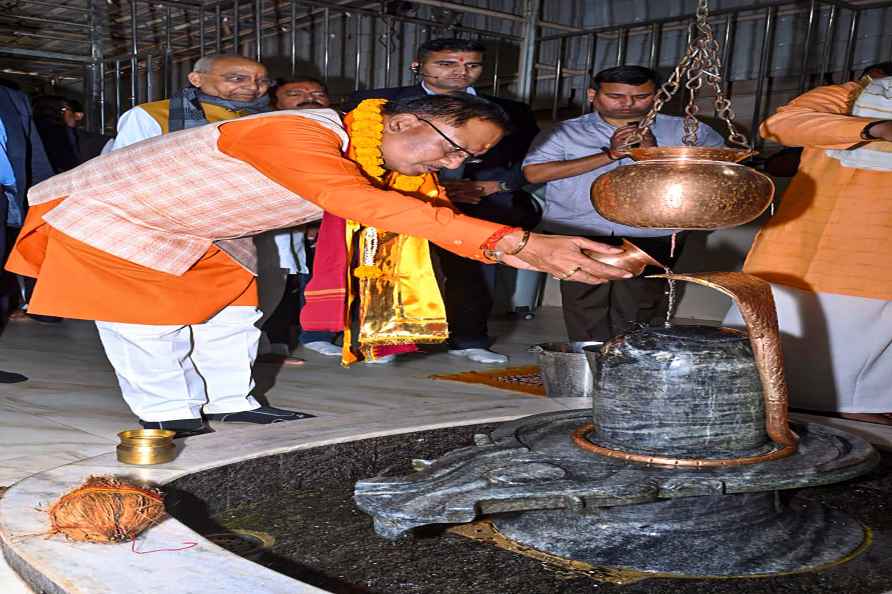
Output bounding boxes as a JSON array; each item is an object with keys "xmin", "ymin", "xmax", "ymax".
[
  {"xmin": 0, "ymin": 84, "xmax": 54, "ymax": 236},
  {"xmin": 0, "ymin": 82, "xmax": 52, "ymax": 382},
  {"xmin": 0, "ymin": 83, "xmax": 54, "ymax": 322},
  {"xmin": 32, "ymin": 96, "xmax": 112, "ymax": 174},
  {"xmin": 345, "ymin": 38, "xmax": 541, "ymax": 364}
]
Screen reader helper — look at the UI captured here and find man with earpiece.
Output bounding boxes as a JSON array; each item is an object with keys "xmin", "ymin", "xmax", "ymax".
[{"xmin": 344, "ymin": 38, "xmax": 541, "ymax": 365}]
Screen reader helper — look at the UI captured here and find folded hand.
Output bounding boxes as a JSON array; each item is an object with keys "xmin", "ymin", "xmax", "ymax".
[{"xmin": 443, "ymin": 180, "xmax": 502, "ymax": 204}]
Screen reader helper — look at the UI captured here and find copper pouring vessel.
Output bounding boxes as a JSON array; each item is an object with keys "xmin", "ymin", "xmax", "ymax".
[
  {"xmin": 583, "ymin": 239, "xmax": 665, "ymax": 276},
  {"xmin": 591, "ymin": 147, "xmax": 775, "ymax": 230}
]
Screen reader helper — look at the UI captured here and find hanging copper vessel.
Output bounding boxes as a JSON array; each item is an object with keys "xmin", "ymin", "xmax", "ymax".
[
  {"xmin": 627, "ymin": 146, "xmax": 753, "ymax": 163},
  {"xmin": 592, "ymin": 153, "xmax": 775, "ymax": 230},
  {"xmin": 590, "ymin": 0, "xmax": 775, "ymax": 231}
]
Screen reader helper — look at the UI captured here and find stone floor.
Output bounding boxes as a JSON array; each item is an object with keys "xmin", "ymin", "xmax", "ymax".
[
  {"xmin": 1, "ymin": 309, "xmax": 891, "ymax": 593},
  {"xmin": 0, "ymin": 310, "xmax": 567, "ymax": 485}
]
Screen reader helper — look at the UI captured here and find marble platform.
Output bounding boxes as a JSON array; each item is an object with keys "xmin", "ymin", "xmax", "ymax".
[{"xmin": 1, "ymin": 312, "xmax": 890, "ymax": 593}]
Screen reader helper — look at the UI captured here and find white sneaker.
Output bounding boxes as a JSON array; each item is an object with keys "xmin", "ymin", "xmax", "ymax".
[
  {"xmin": 303, "ymin": 341, "xmax": 342, "ymax": 357},
  {"xmin": 448, "ymin": 348, "xmax": 509, "ymax": 364},
  {"xmin": 364, "ymin": 354, "xmax": 396, "ymax": 365}
]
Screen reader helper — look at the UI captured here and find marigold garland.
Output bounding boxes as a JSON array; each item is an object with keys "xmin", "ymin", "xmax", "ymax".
[
  {"xmin": 347, "ymin": 99, "xmax": 426, "ymax": 192},
  {"xmin": 346, "ymin": 99, "xmax": 433, "ymax": 278},
  {"xmin": 340, "ymin": 100, "xmax": 451, "ymax": 363}
]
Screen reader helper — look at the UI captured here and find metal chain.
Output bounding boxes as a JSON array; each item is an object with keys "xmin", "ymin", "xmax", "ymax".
[
  {"xmin": 683, "ymin": 31, "xmax": 705, "ymax": 145},
  {"xmin": 624, "ymin": 0, "xmax": 750, "ymax": 150}
]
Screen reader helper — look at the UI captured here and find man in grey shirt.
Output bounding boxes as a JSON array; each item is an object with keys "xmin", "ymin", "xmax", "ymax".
[{"xmin": 523, "ymin": 65, "xmax": 724, "ymax": 340}]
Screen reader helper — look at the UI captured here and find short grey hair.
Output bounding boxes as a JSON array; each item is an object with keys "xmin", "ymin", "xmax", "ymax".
[{"xmin": 191, "ymin": 54, "xmax": 251, "ymax": 74}]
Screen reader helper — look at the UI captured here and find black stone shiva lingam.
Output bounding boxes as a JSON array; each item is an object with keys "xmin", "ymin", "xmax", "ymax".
[{"xmin": 354, "ymin": 272, "xmax": 879, "ymax": 577}]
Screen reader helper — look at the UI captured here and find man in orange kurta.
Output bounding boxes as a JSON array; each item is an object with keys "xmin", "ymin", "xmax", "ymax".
[
  {"xmin": 725, "ymin": 77, "xmax": 892, "ymax": 422},
  {"xmin": 61, "ymin": 53, "xmax": 278, "ymax": 434},
  {"xmin": 8, "ymin": 93, "xmax": 631, "ymax": 434}
]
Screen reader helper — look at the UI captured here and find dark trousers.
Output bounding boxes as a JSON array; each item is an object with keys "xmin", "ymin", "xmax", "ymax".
[
  {"xmin": 259, "ymin": 228, "xmax": 339, "ymax": 348},
  {"xmin": 262, "ymin": 272, "xmax": 340, "ymax": 347},
  {"xmin": 262, "ymin": 273, "xmax": 305, "ymax": 348},
  {"xmin": 0, "ymin": 199, "xmax": 9, "ymax": 318},
  {"xmin": 436, "ymin": 190, "xmax": 541, "ymax": 349},
  {"xmin": 1, "ymin": 208, "xmax": 31, "ymax": 319},
  {"xmin": 560, "ymin": 234, "xmax": 684, "ymax": 341},
  {"xmin": 434, "ymin": 245, "xmax": 495, "ymax": 349}
]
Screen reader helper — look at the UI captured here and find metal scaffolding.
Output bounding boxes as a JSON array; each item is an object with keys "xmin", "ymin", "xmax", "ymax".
[
  {"xmin": 533, "ymin": 0, "xmax": 892, "ymax": 148},
  {"xmin": 0, "ymin": 0, "xmax": 889, "ymax": 139}
]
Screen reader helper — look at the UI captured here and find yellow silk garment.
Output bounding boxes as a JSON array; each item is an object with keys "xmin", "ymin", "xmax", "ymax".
[{"xmin": 342, "ymin": 171, "xmax": 449, "ymax": 365}]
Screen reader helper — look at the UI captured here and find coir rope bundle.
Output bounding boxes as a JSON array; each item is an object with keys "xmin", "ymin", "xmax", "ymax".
[{"xmin": 47, "ymin": 475, "xmax": 165, "ymax": 543}]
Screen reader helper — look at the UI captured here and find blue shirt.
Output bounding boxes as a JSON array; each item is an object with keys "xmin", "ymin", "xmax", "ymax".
[
  {"xmin": 0, "ymin": 118, "xmax": 17, "ymax": 216},
  {"xmin": 522, "ymin": 112, "xmax": 725, "ymax": 237}
]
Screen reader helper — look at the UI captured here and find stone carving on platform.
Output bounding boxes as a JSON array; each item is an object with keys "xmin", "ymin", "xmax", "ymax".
[{"xmin": 354, "ymin": 276, "xmax": 880, "ymax": 577}]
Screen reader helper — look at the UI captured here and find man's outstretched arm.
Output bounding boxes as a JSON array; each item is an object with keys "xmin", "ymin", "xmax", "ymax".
[{"xmin": 219, "ymin": 115, "xmax": 633, "ymax": 285}]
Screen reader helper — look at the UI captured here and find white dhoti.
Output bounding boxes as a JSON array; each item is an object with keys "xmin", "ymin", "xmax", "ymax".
[
  {"xmin": 96, "ymin": 306, "xmax": 262, "ymax": 421},
  {"xmin": 723, "ymin": 284, "xmax": 892, "ymax": 413}
]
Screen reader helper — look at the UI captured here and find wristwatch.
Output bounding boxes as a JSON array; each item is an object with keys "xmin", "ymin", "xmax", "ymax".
[{"xmin": 861, "ymin": 120, "xmax": 889, "ymax": 141}]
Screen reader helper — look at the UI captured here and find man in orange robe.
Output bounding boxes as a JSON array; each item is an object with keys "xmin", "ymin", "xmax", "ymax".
[
  {"xmin": 726, "ymin": 76, "xmax": 892, "ymax": 423},
  {"xmin": 8, "ymin": 93, "xmax": 631, "ymax": 434}
]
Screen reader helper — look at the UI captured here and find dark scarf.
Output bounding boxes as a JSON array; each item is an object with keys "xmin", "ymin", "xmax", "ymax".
[{"xmin": 168, "ymin": 85, "xmax": 271, "ymax": 132}]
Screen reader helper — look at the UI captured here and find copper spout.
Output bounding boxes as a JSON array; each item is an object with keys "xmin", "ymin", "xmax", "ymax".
[
  {"xmin": 647, "ymin": 272, "xmax": 799, "ymax": 457},
  {"xmin": 583, "ymin": 239, "xmax": 665, "ymax": 277}
]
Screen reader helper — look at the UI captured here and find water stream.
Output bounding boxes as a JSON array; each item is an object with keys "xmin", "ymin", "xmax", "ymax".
[
  {"xmin": 663, "ymin": 232, "xmax": 678, "ymax": 327},
  {"xmin": 664, "ymin": 266, "xmax": 676, "ymax": 327}
]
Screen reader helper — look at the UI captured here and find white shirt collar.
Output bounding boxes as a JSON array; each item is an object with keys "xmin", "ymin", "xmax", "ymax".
[{"xmin": 420, "ymin": 81, "xmax": 477, "ymax": 96}]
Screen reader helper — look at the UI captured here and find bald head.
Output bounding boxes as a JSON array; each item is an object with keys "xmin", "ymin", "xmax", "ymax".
[{"xmin": 187, "ymin": 55, "xmax": 271, "ymax": 102}]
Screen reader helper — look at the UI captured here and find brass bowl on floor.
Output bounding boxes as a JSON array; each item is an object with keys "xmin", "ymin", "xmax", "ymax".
[{"xmin": 117, "ymin": 429, "xmax": 177, "ymax": 465}]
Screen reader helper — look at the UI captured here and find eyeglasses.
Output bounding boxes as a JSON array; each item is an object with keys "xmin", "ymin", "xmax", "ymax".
[
  {"xmin": 415, "ymin": 117, "xmax": 483, "ymax": 165},
  {"xmin": 209, "ymin": 73, "xmax": 275, "ymax": 87},
  {"xmin": 281, "ymin": 91, "xmax": 329, "ymax": 99}
]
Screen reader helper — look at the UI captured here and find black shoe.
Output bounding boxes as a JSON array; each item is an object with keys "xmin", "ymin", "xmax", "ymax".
[
  {"xmin": 139, "ymin": 417, "xmax": 213, "ymax": 438},
  {"xmin": 26, "ymin": 313, "xmax": 63, "ymax": 324},
  {"xmin": 0, "ymin": 370, "xmax": 27, "ymax": 383},
  {"xmin": 205, "ymin": 406, "xmax": 315, "ymax": 424}
]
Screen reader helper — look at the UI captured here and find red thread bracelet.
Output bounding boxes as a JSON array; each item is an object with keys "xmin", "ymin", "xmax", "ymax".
[{"xmin": 481, "ymin": 225, "xmax": 520, "ymax": 252}]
